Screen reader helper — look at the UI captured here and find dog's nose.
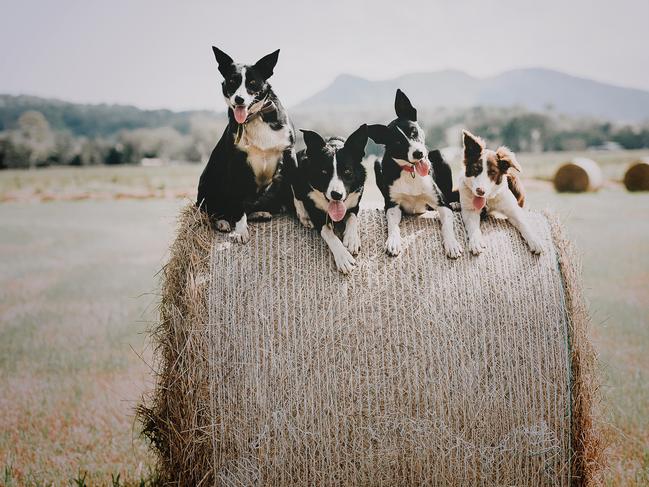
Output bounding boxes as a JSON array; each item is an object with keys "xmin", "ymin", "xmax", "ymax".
[
  {"xmin": 476, "ymin": 187, "xmax": 485, "ymax": 196},
  {"xmin": 234, "ymin": 96, "xmax": 244, "ymax": 105},
  {"xmin": 413, "ymin": 150, "xmax": 423, "ymax": 160},
  {"xmin": 330, "ymin": 191, "xmax": 343, "ymax": 201}
]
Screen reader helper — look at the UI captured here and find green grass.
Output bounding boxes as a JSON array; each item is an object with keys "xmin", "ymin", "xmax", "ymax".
[{"xmin": 0, "ymin": 164, "xmax": 648, "ymax": 484}]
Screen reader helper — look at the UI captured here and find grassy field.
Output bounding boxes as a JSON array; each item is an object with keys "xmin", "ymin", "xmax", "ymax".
[{"xmin": 0, "ymin": 161, "xmax": 648, "ymax": 485}]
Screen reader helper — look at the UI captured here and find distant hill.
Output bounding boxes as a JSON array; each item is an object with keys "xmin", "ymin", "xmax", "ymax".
[
  {"xmin": 3, "ymin": 68, "xmax": 649, "ymax": 140},
  {"xmin": 295, "ymin": 68, "xmax": 649, "ymax": 122},
  {"xmin": 0, "ymin": 95, "xmax": 221, "ymax": 137}
]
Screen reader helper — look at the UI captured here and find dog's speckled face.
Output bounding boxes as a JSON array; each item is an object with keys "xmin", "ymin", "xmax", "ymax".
[
  {"xmin": 301, "ymin": 125, "xmax": 368, "ymax": 202},
  {"xmin": 462, "ymin": 130, "xmax": 522, "ymax": 198},
  {"xmin": 368, "ymin": 89, "xmax": 428, "ymax": 165},
  {"xmin": 212, "ymin": 47, "xmax": 278, "ymax": 122}
]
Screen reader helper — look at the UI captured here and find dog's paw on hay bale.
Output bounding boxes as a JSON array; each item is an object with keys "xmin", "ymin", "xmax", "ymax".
[
  {"xmin": 623, "ymin": 158, "xmax": 649, "ymax": 192},
  {"xmin": 553, "ymin": 158, "xmax": 603, "ymax": 193},
  {"xmin": 139, "ymin": 205, "xmax": 601, "ymax": 486}
]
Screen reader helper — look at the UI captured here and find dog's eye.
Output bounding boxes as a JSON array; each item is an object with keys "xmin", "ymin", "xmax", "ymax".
[
  {"xmin": 249, "ymin": 80, "xmax": 258, "ymax": 89},
  {"xmin": 321, "ymin": 169, "xmax": 328, "ymax": 175},
  {"xmin": 343, "ymin": 168, "xmax": 352, "ymax": 176},
  {"xmin": 410, "ymin": 128, "xmax": 418, "ymax": 138}
]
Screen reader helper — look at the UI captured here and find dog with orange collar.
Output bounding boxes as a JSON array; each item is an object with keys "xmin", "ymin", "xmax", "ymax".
[{"xmin": 368, "ymin": 89, "xmax": 462, "ymax": 258}]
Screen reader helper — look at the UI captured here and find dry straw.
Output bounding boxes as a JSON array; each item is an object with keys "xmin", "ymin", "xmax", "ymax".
[
  {"xmin": 623, "ymin": 158, "xmax": 649, "ymax": 191},
  {"xmin": 553, "ymin": 158, "xmax": 603, "ymax": 193},
  {"xmin": 139, "ymin": 205, "xmax": 601, "ymax": 486}
]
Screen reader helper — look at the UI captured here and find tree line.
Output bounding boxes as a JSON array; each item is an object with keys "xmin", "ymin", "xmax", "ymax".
[{"xmin": 1, "ymin": 97, "xmax": 648, "ymax": 169}]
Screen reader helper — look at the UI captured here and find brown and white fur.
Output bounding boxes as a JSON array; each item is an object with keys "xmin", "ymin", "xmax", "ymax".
[{"xmin": 459, "ymin": 130, "xmax": 542, "ymax": 255}]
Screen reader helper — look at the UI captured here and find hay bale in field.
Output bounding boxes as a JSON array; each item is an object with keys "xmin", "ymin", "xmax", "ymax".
[
  {"xmin": 553, "ymin": 158, "xmax": 603, "ymax": 193},
  {"xmin": 139, "ymin": 205, "xmax": 601, "ymax": 486},
  {"xmin": 623, "ymin": 158, "xmax": 649, "ymax": 191}
]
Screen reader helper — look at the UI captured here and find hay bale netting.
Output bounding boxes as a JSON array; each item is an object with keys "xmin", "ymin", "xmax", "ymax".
[
  {"xmin": 623, "ymin": 158, "xmax": 649, "ymax": 191},
  {"xmin": 553, "ymin": 158, "xmax": 603, "ymax": 193},
  {"xmin": 139, "ymin": 205, "xmax": 601, "ymax": 486}
]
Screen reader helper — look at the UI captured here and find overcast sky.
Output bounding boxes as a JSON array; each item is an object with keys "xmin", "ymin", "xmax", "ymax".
[{"xmin": 1, "ymin": 0, "xmax": 648, "ymax": 111}]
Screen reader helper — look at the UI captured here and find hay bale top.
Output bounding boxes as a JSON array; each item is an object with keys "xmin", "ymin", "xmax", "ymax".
[
  {"xmin": 624, "ymin": 158, "xmax": 649, "ymax": 192},
  {"xmin": 553, "ymin": 158, "xmax": 603, "ymax": 193}
]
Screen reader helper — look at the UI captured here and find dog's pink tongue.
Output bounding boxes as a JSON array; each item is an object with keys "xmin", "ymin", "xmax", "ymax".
[
  {"xmin": 327, "ymin": 200, "xmax": 347, "ymax": 222},
  {"xmin": 233, "ymin": 106, "xmax": 248, "ymax": 124},
  {"xmin": 473, "ymin": 195, "xmax": 486, "ymax": 210},
  {"xmin": 415, "ymin": 160, "xmax": 430, "ymax": 177}
]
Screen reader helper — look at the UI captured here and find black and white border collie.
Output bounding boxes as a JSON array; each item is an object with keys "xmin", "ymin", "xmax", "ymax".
[
  {"xmin": 290, "ymin": 125, "xmax": 369, "ymax": 274},
  {"xmin": 459, "ymin": 130, "xmax": 542, "ymax": 255},
  {"xmin": 196, "ymin": 47, "xmax": 295, "ymax": 243},
  {"xmin": 368, "ymin": 89, "xmax": 462, "ymax": 258}
]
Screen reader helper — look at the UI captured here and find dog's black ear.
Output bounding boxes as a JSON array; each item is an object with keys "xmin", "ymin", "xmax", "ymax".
[
  {"xmin": 212, "ymin": 46, "xmax": 234, "ymax": 77},
  {"xmin": 300, "ymin": 129, "xmax": 326, "ymax": 153},
  {"xmin": 344, "ymin": 124, "xmax": 368, "ymax": 161},
  {"xmin": 395, "ymin": 89, "xmax": 417, "ymax": 121},
  {"xmin": 254, "ymin": 49, "xmax": 280, "ymax": 79},
  {"xmin": 462, "ymin": 130, "xmax": 484, "ymax": 164},
  {"xmin": 367, "ymin": 124, "xmax": 392, "ymax": 146}
]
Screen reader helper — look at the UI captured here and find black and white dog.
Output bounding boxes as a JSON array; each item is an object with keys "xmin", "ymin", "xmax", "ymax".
[
  {"xmin": 368, "ymin": 89, "xmax": 462, "ymax": 258},
  {"xmin": 290, "ymin": 125, "xmax": 369, "ymax": 274},
  {"xmin": 196, "ymin": 47, "xmax": 295, "ymax": 243}
]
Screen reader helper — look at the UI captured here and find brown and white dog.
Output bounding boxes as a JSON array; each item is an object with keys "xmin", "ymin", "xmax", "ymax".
[{"xmin": 459, "ymin": 130, "xmax": 543, "ymax": 255}]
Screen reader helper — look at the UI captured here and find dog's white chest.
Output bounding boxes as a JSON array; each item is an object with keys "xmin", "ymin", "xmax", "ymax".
[
  {"xmin": 239, "ymin": 117, "xmax": 291, "ymax": 152},
  {"xmin": 389, "ymin": 172, "xmax": 436, "ymax": 214},
  {"xmin": 237, "ymin": 118, "xmax": 291, "ymax": 188}
]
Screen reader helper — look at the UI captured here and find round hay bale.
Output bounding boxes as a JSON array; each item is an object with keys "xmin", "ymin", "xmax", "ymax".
[
  {"xmin": 553, "ymin": 158, "xmax": 603, "ymax": 193},
  {"xmin": 140, "ymin": 205, "xmax": 601, "ymax": 486},
  {"xmin": 623, "ymin": 158, "xmax": 649, "ymax": 191}
]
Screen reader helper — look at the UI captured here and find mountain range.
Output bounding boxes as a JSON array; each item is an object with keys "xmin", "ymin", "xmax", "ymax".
[
  {"xmin": 1, "ymin": 68, "xmax": 648, "ymax": 137},
  {"xmin": 294, "ymin": 68, "xmax": 649, "ymax": 122}
]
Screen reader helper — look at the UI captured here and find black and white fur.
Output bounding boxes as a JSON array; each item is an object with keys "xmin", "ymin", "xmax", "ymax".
[
  {"xmin": 368, "ymin": 89, "xmax": 462, "ymax": 258},
  {"xmin": 196, "ymin": 47, "xmax": 295, "ymax": 243},
  {"xmin": 290, "ymin": 125, "xmax": 368, "ymax": 274}
]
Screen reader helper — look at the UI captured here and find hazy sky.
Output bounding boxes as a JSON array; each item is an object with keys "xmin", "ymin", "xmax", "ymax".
[{"xmin": 2, "ymin": 0, "xmax": 648, "ymax": 111}]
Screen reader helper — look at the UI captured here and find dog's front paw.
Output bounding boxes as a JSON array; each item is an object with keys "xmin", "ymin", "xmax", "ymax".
[
  {"xmin": 525, "ymin": 235, "xmax": 543, "ymax": 255},
  {"xmin": 298, "ymin": 214, "xmax": 314, "ymax": 229},
  {"xmin": 231, "ymin": 227, "xmax": 250, "ymax": 244},
  {"xmin": 332, "ymin": 247, "xmax": 356, "ymax": 274},
  {"xmin": 343, "ymin": 229, "xmax": 361, "ymax": 256},
  {"xmin": 215, "ymin": 220, "xmax": 231, "ymax": 232},
  {"xmin": 385, "ymin": 234, "xmax": 402, "ymax": 256},
  {"xmin": 444, "ymin": 237, "xmax": 463, "ymax": 259},
  {"xmin": 248, "ymin": 211, "xmax": 272, "ymax": 222},
  {"xmin": 468, "ymin": 236, "xmax": 486, "ymax": 255}
]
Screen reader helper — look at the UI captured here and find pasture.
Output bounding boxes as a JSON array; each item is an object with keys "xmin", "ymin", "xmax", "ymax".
[{"xmin": 0, "ymin": 155, "xmax": 648, "ymax": 485}]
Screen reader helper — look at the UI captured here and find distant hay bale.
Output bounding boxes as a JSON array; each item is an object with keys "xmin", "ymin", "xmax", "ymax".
[
  {"xmin": 139, "ymin": 205, "xmax": 601, "ymax": 486},
  {"xmin": 623, "ymin": 158, "xmax": 649, "ymax": 191},
  {"xmin": 553, "ymin": 158, "xmax": 603, "ymax": 193}
]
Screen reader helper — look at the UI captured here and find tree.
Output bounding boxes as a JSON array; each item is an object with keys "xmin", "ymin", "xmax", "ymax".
[{"xmin": 16, "ymin": 111, "xmax": 56, "ymax": 167}]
